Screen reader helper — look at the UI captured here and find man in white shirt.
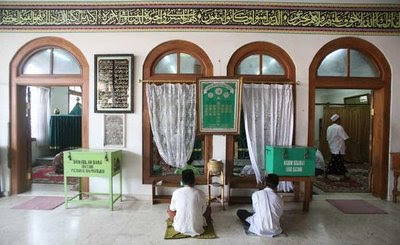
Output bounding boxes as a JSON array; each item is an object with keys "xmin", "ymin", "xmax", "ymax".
[
  {"xmin": 236, "ymin": 174, "xmax": 284, "ymax": 237},
  {"xmin": 167, "ymin": 169, "xmax": 210, "ymax": 237},
  {"xmin": 326, "ymin": 114, "xmax": 349, "ymax": 175}
]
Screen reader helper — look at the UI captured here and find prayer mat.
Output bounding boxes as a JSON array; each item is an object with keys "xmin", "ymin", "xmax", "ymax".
[
  {"xmin": 32, "ymin": 165, "xmax": 78, "ymax": 185},
  {"xmin": 12, "ymin": 196, "xmax": 65, "ymax": 210},
  {"xmin": 313, "ymin": 163, "xmax": 369, "ymax": 193},
  {"xmin": 327, "ymin": 199, "xmax": 387, "ymax": 214},
  {"xmin": 164, "ymin": 218, "xmax": 217, "ymax": 239},
  {"xmin": 240, "ymin": 221, "xmax": 287, "ymax": 237}
]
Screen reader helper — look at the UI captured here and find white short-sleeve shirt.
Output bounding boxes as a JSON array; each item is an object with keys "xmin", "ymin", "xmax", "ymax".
[
  {"xmin": 327, "ymin": 123, "xmax": 349, "ymax": 155},
  {"xmin": 169, "ymin": 186, "xmax": 207, "ymax": 237},
  {"xmin": 246, "ymin": 187, "xmax": 284, "ymax": 237}
]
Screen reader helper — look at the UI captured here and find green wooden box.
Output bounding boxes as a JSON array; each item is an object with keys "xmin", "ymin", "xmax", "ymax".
[
  {"xmin": 265, "ymin": 146, "xmax": 315, "ymax": 176},
  {"xmin": 63, "ymin": 148, "xmax": 123, "ymax": 210},
  {"xmin": 64, "ymin": 149, "xmax": 122, "ymax": 177}
]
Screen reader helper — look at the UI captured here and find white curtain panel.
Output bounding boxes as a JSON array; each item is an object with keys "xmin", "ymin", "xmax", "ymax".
[
  {"xmin": 146, "ymin": 83, "xmax": 196, "ymax": 168},
  {"xmin": 243, "ymin": 84, "xmax": 294, "ymax": 191},
  {"xmin": 30, "ymin": 87, "xmax": 50, "ymax": 146}
]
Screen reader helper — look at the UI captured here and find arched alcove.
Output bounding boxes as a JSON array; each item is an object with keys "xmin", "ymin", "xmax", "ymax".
[
  {"xmin": 226, "ymin": 41, "xmax": 296, "ymax": 190},
  {"xmin": 142, "ymin": 40, "xmax": 213, "ymax": 184}
]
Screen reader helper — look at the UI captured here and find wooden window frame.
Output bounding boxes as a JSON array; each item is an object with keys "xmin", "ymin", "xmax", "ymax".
[
  {"xmin": 317, "ymin": 48, "xmax": 380, "ymax": 78},
  {"xmin": 142, "ymin": 40, "xmax": 213, "ymax": 184},
  {"xmin": 153, "ymin": 51, "xmax": 203, "ymax": 75},
  {"xmin": 226, "ymin": 41, "xmax": 296, "ymax": 188},
  {"xmin": 236, "ymin": 52, "xmax": 286, "ymax": 76},
  {"xmin": 308, "ymin": 37, "xmax": 391, "ymax": 199},
  {"xmin": 21, "ymin": 47, "xmax": 82, "ymax": 76}
]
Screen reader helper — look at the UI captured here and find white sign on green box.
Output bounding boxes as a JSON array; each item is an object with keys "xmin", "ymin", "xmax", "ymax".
[{"xmin": 265, "ymin": 146, "xmax": 315, "ymax": 176}]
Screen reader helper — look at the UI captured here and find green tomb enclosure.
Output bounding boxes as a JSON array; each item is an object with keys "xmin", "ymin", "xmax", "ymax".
[
  {"xmin": 63, "ymin": 149, "xmax": 122, "ymax": 210},
  {"xmin": 265, "ymin": 146, "xmax": 316, "ymax": 176}
]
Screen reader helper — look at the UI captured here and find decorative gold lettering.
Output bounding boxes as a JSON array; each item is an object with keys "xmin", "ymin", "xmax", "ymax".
[{"xmin": 0, "ymin": 6, "xmax": 398, "ymax": 34}]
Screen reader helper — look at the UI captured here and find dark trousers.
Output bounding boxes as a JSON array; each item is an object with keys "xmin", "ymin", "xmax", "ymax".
[
  {"xmin": 327, "ymin": 153, "xmax": 347, "ymax": 175},
  {"xmin": 236, "ymin": 209, "xmax": 253, "ymax": 227}
]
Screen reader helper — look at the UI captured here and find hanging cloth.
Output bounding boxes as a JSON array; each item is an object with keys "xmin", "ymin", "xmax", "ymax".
[
  {"xmin": 146, "ymin": 83, "xmax": 196, "ymax": 168},
  {"xmin": 242, "ymin": 84, "xmax": 294, "ymax": 191},
  {"xmin": 30, "ymin": 87, "xmax": 51, "ymax": 146}
]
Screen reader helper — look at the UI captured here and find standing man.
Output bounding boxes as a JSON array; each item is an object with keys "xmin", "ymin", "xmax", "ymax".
[
  {"xmin": 326, "ymin": 114, "xmax": 349, "ymax": 175},
  {"xmin": 236, "ymin": 174, "xmax": 284, "ymax": 237}
]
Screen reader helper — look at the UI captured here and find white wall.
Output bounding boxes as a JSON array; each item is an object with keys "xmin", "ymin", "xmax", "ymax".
[
  {"xmin": 50, "ymin": 87, "xmax": 69, "ymax": 115},
  {"xmin": 0, "ymin": 31, "xmax": 399, "ymax": 199}
]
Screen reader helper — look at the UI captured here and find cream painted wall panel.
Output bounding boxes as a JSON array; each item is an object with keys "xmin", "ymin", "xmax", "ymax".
[{"xmin": 0, "ymin": 32, "xmax": 399, "ymax": 199}]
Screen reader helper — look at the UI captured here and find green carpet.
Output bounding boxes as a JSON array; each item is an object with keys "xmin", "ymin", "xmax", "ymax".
[{"xmin": 164, "ymin": 218, "xmax": 217, "ymax": 239}]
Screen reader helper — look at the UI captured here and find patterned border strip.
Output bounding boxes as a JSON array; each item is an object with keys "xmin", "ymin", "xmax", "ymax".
[{"xmin": 0, "ymin": 2, "xmax": 399, "ymax": 34}]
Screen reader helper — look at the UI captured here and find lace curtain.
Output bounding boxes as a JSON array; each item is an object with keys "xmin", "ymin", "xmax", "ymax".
[
  {"xmin": 242, "ymin": 84, "xmax": 294, "ymax": 189},
  {"xmin": 30, "ymin": 87, "xmax": 50, "ymax": 146},
  {"xmin": 146, "ymin": 83, "xmax": 196, "ymax": 168}
]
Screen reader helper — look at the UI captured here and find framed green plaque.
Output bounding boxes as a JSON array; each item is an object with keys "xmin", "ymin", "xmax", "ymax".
[{"xmin": 197, "ymin": 77, "xmax": 242, "ymax": 134}]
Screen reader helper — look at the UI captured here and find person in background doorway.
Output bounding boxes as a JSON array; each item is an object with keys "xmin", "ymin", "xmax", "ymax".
[
  {"xmin": 326, "ymin": 114, "xmax": 349, "ymax": 175},
  {"xmin": 236, "ymin": 174, "xmax": 284, "ymax": 237},
  {"xmin": 167, "ymin": 169, "xmax": 211, "ymax": 237},
  {"xmin": 315, "ymin": 149, "xmax": 325, "ymax": 176}
]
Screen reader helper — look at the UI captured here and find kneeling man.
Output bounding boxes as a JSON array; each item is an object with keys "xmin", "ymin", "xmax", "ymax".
[
  {"xmin": 237, "ymin": 174, "xmax": 284, "ymax": 237},
  {"xmin": 167, "ymin": 169, "xmax": 210, "ymax": 237}
]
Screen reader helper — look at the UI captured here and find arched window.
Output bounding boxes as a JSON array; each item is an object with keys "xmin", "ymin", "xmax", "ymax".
[
  {"xmin": 226, "ymin": 41, "xmax": 295, "ymax": 187},
  {"xmin": 238, "ymin": 54, "xmax": 284, "ymax": 75},
  {"xmin": 317, "ymin": 48, "xmax": 379, "ymax": 77},
  {"xmin": 21, "ymin": 47, "xmax": 81, "ymax": 75},
  {"xmin": 154, "ymin": 52, "xmax": 202, "ymax": 74},
  {"xmin": 142, "ymin": 40, "xmax": 213, "ymax": 184}
]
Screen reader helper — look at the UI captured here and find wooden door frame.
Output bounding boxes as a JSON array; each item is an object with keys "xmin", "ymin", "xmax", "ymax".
[
  {"xmin": 308, "ymin": 37, "xmax": 391, "ymax": 199},
  {"xmin": 10, "ymin": 36, "xmax": 89, "ymax": 194}
]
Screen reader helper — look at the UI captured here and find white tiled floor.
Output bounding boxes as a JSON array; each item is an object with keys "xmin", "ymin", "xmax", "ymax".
[{"xmin": 0, "ymin": 184, "xmax": 400, "ymax": 245}]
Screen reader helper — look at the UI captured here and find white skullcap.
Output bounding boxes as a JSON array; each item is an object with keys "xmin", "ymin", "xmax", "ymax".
[{"xmin": 330, "ymin": 114, "xmax": 340, "ymax": 122}]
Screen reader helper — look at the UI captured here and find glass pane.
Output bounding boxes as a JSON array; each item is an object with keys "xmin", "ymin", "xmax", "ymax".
[
  {"xmin": 237, "ymin": 55, "xmax": 260, "ymax": 75},
  {"xmin": 350, "ymin": 49, "xmax": 379, "ymax": 77},
  {"xmin": 262, "ymin": 55, "xmax": 285, "ymax": 75},
  {"xmin": 53, "ymin": 48, "xmax": 81, "ymax": 74},
  {"xmin": 154, "ymin": 53, "xmax": 177, "ymax": 74},
  {"xmin": 22, "ymin": 49, "xmax": 51, "ymax": 74},
  {"xmin": 69, "ymin": 86, "xmax": 81, "ymax": 93},
  {"xmin": 317, "ymin": 49, "xmax": 347, "ymax": 77},
  {"xmin": 180, "ymin": 53, "xmax": 201, "ymax": 74}
]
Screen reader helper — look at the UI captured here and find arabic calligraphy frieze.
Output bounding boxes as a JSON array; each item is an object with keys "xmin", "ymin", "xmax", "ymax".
[{"xmin": 0, "ymin": 5, "xmax": 399, "ymax": 33}]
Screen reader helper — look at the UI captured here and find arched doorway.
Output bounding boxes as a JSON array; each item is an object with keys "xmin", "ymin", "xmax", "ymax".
[
  {"xmin": 142, "ymin": 40, "xmax": 213, "ymax": 184},
  {"xmin": 10, "ymin": 37, "xmax": 89, "ymax": 194},
  {"xmin": 309, "ymin": 37, "xmax": 391, "ymax": 198}
]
